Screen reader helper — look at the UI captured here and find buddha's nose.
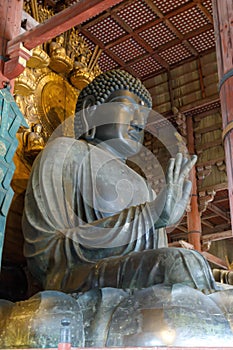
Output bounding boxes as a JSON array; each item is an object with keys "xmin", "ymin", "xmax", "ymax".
[{"xmin": 134, "ymin": 106, "xmax": 145, "ymax": 125}]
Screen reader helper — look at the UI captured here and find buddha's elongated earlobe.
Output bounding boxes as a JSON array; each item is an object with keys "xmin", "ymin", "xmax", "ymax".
[{"xmin": 81, "ymin": 95, "xmax": 96, "ymax": 140}]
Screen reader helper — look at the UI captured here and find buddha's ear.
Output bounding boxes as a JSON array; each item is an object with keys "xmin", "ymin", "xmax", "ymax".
[
  {"xmin": 80, "ymin": 95, "xmax": 97, "ymax": 140},
  {"xmin": 82, "ymin": 94, "xmax": 96, "ymax": 110}
]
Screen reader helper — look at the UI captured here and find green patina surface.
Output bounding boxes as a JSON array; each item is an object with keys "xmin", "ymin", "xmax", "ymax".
[{"xmin": 0, "ymin": 87, "xmax": 28, "ymax": 268}]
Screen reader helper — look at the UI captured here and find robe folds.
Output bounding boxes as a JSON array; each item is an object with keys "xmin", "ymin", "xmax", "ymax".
[{"xmin": 22, "ymin": 137, "xmax": 216, "ymax": 293}]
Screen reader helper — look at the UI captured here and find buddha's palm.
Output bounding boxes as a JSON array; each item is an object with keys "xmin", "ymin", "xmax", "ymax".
[{"xmin": 150, "ymin": 153, "xmax": 197, "ymax": 228}]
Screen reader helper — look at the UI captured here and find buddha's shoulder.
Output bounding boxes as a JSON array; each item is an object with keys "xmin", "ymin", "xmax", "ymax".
[
  {"xmin": 45, "ymin": 137, "xmax": 89, "ymax": 154},
  {"xmin": 33, "ymin": 138, "xmax": 90, "ymax": 169}
]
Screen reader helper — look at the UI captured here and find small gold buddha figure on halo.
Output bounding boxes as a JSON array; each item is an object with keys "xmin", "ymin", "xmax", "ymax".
[
  {"xmin": 49, "ymin": 35, "xmax": 73, "ymax": 74},
  {"xmin": 23, "ymin": 123, "xmax": 45, "ymax": 160},
  {"xmin": 70, "ymin": 53, "xmax": 92, "ymax": 89}
]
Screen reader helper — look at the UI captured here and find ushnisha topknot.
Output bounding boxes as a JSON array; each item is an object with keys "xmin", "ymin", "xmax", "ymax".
[
  {"xmin": 75, "ymin": 69, "xmax": 152, "ymax": 111},
  {"xmin": 74, "ymin": 69, "xmax": 152, "ymax": 139}
]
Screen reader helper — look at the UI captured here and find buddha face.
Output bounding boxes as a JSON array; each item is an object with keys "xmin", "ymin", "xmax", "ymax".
[{"xmin": 93, "ymin": 90, "xmax": 150, "ymax": 158}]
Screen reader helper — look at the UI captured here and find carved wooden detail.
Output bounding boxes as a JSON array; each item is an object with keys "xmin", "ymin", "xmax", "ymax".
[
  {"xmin": 14, "ymin": 4, "xmax": 101, "ymax": 164},
  {"xmin": 198, "ymin": 189, "xmax": 216, "ymax": 214}
]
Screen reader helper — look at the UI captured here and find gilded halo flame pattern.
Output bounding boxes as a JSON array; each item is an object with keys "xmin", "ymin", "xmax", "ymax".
[{"xmin": 14, "ymin": 3, "xmax": 102, "ymax": 161}]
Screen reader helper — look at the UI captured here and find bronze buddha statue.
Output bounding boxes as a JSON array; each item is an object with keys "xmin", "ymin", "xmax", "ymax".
[
  {"xmin": 22, "ymin": 69, "xmax": 216, "ymax": 294},
  {"xmin": 1, "ymin": 69, "xmax": 233, "ymax": 349}
]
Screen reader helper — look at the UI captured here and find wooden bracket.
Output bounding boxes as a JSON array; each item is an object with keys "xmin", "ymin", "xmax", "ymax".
[{"xmin": 3, "ymin": 43, "xmax": 31, "ymax": 81}]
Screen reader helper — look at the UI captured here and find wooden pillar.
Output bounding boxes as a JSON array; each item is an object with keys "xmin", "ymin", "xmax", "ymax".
[
  {"xmin": 212, "ymin": 0, "xmax": 233, "ymax": 235},
  {"xmin": 0, "ymin": 0, "xmax": 24, "ymax": 88},
  {"xmin": 186, "ymin": 116, "xmax": 202, "ymax": 251}
]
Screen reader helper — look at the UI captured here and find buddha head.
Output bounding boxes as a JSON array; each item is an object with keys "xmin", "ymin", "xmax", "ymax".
[{"xmin": 75, "ymin": 69, "xmax": 152, "ymax": 157}]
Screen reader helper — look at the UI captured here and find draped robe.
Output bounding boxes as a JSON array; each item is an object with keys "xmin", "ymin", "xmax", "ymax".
[{"xmin": 22, "ymin": 137, "xmax": 217, "ymax": 293}]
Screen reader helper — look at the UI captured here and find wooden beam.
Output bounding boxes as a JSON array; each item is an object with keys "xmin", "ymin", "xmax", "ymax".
[
  {"xmin": 198, "ymin": 183, "xmax": 228, "ymax": 194},
  {"xmin": 208, "ymin": 203, "xmax": 230, "ymax": 222},
  {"xmin": 175, "ymin": 224, "xmax": 188, "ymax": 233},
  {"xmin": 194, "ymin": 0, "xmax": 214, "ymax": 24},
  {"xmin": 0, "ymin": 0, "xmax": 24, "ymax": 87},
  {"xmin": 202, "ymin": 230, "xmax": 233, "ymax": 243},
  {"xmin": 140, "ymin": 47, "xmax": 216, "ymax": 81},
  {"xmin": 203, "ymin": 223, "xmax": 232, "ymax": 235},
  {"xmin": 201, "ymin": 251, "xmax": 228, "ymax": 269},
  {"xmin": 196, "ymin": 158, "xmax": 225, "ymax": 169},
  {"xmin": 201, "ymin": 220, "xmax": 215, "ymax": 228},
  {"xmin": 169, "ymin": 240, "xmax": 194, "ymax": 249},
  {"xmin": 214, "ymin": 197, "xmax": 230, "ymax": 204},
  {"xmin": 194, "ymin": 106, "xmax": 221, "ymax": 121},
  {"xmin": 7, "ymin": 0, "xmax": 124, "ymax": 52},
  {"xmin": 80, "ymin": 28, "xmax": 107, "ymax": 50},
  {"xmin": 109, "ymin": 11, "xmax": 170, "ymax": 69},
  {"xmin": 181, "ymin": 95, "xmax": 220, "ymax": 115},
  {"xmin": 194, "ymin": 122, "xmax": 222, "ymax": 134},
  {"xmin": 0, "ymin": 0, "xmax": 23, "ymax": 55},
  {"xmin": 202, "ymin": 213, "xmax": 219, "ymax": 220},
  {"xmin": 144, "ymin": 0, "xmax": 200, "ymax": 58},
  {"xmin": 196, "ymin": 139, "xmax": 223, "ymax": 151}
]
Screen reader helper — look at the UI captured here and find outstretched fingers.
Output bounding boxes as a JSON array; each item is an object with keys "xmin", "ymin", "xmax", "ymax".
[
  {"xmin": 167, "ymin": 153, "xmax": 196, "ymax": 185},
  {"xmin": 179, "ymin": 155, "xmax": 197, "ymax": 182},
  {"xmin": 182, "ymin": 179, "xmax": 192, "ymax": 204},
  {"xmin": 173, "ymin": 153, "xmax": 183, "ymax": 183},
  {"xmin": 166, "ymin": 157, "xmax": 175, "ymax": 184}
]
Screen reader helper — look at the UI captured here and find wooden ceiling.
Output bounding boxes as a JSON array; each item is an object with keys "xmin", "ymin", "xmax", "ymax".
[{"xmin": 77, "ymin": 0, "xmax": 215, "ymax": 81}]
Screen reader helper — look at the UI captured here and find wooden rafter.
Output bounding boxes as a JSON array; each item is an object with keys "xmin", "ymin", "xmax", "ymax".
[
  {"xmin": 7, "ymin": 0, "xmax": 124, "ymax": 52},
  {"xmin": 175, "ymin": 224, "xmax": 188, "ymax": 233},
  {"xmin": 194, "ymin": 0, "xmax": 214, "ymax": 23},
  {"xmin": 202, "ymin": 251, "xmax": 228, "ymax": 269},
  {"xmin": 202, "ymin": 220, "xmax": 215, "ymax": 229},
  {"xmin": 202, "ymin": 230, "xmax": 233, "ymax": 243},
  {"xmin": 208, "ymin": 203, "xmax": 230, "ymax": 222},
  {"xmin": 76, "ymin": 0, "xmax": 215, "ymax": 80},
  {"xmin": 203, "ymin": 223, "xmax": 232, "ymax": 235},
  {"xmin": 110, "ymin": 11, "xmax": 170, "ymax": 69}
]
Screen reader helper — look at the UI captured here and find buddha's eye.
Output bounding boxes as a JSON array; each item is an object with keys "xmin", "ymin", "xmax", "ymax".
[
  {"xmin": 118, "ymin": 102, "xmax": 135, "ymax": 113},
  {"xmin": 130, "ymin": 120, "xmax": 144, "ymax": 132}
]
